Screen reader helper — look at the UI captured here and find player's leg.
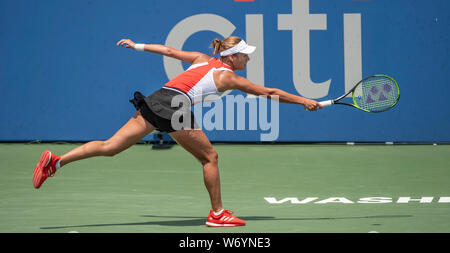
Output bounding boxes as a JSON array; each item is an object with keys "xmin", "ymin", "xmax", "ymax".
[
  {"xmin": 169, "ymin": 129, "xmax": 246, "ymax": 227},
  {"xmin": 169, "ymin": 129, "xmax": 222, "ymax": 211},
  {"xmin": 60, "ymin": 110, "xmax": 156, "ymax": 166},
  {"xmin": 33, "ymin": 110, "xmax": 155, "ymax": 189}
]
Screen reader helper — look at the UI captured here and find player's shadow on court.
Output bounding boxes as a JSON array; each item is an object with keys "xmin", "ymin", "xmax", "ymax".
[{"xmin": 40, "ymin": 214, "xmax": 412, "ymax": 230}]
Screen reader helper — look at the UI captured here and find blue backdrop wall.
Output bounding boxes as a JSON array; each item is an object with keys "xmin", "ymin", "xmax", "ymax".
[{"xmin": 1, "ymin": 0, "xmax": 449, "ymax": 142}]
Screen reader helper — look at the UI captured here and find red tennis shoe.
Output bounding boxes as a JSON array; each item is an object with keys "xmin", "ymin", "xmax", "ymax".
[
  {"xmin": 206, "ymin": 209, "xmax": 246, "ymax": 227},
  {"xmin": 33, "ymin": 150, "xmax": 60, "ymax": 189}
]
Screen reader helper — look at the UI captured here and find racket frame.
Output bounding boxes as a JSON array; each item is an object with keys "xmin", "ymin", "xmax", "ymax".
[{"xmin": 320, "ymin": 74, "xmax": 400, "ymax": 113}]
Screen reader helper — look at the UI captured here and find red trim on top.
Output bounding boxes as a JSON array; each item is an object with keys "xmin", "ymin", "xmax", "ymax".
[{"xmin": 164, "ymin": 58, "xmax": 232, "ymax": 94}]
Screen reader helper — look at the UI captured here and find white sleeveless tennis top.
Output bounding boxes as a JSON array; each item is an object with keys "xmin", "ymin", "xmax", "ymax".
[{"xmin": 163, "ymin": 58, "xmax": 233, "ymax": 104}]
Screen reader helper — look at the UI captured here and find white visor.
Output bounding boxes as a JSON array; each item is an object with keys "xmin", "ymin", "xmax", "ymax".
[{"xmin": 219, "ymin": 40, "xmax": 256, "ymax": 57}]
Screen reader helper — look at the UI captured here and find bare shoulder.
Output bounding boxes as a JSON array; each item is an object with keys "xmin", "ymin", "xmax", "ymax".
[
  {"xmin": 214, "ymin": 70, "xmax": 240, "ymax": 91},
  {"xmin": 192, "ymin": 53, "xmax": 213, "ymax": 65}
]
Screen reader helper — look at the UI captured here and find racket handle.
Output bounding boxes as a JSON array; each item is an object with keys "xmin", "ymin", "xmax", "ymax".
[{"xmin": 319, "ymin": 100, "xmax": 334, "ymax": 107}]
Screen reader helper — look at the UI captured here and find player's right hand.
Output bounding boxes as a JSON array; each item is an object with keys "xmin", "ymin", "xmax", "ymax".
[{"xmin": 304, "ymin": 99, "xmax": 322, "ymax": 111}]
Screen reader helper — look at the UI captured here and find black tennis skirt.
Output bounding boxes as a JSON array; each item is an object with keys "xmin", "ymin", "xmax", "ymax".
[{"xmin": 129, "ymin": 88, "xmax": 197, "ymax": 133}]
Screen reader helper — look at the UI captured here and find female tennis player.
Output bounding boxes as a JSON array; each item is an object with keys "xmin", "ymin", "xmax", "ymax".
[{"xmin": 33, "ymin": 36, "xmax": 321, "ymax": 227}]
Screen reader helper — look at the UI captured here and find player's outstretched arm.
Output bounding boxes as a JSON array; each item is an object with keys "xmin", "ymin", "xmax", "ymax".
[
  {"xmin": 116, "ymin": 38, "xmax": 209, "ymax": 65},
  {"xmin": 216, "ymin": 71, "xmax": 321, "ymax": 111}
]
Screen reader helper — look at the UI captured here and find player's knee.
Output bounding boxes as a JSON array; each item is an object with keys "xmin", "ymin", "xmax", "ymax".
[
  {"xmin": 101, "ymin": 140, "xmax": 121, "ymax": 157},
  {"xmin": 201, "ymin": 149, "xmax": 218, "ymax": 165},
  {"xmin": 210, "ymin": 151, "xmax": 219, "ymax": 164}
]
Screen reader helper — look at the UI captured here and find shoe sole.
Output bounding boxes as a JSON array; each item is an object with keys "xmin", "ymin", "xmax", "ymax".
[
  {"xmin": 205, "ymin": 222, "xmax": 245, "ymax": 227},
  {"xmin": 33, "ymin": 151, "xmax": 52, "ymax": 189}
]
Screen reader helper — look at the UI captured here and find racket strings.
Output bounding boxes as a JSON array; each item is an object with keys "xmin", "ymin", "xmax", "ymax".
[{"xmin": 354, "ymin": 76, "xmax": 399, "ymax": 112}]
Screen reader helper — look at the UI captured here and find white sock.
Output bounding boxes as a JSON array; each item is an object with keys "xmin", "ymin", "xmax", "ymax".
[
  {"xmin": 213, "ymin": 209, "xmax": 224, "ymax": 216},
  {"xmin": 55, "ymin": 160, "xmax": 61, "ymax": 170}
]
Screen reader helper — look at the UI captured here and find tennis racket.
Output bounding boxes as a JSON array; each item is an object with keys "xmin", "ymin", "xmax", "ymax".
[{"xmin": 319, "ymin": 74, "xmax": 400, "ymax": 113}]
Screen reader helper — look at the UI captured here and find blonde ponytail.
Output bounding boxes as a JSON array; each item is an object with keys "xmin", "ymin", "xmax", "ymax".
[{"xmin": 211, "ymin": 38, "xmax": 222, "ymax": 55}]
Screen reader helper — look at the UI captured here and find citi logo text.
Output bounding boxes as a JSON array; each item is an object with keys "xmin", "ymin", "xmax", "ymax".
[{"xmin": 165, "ymin": 0, "xmax": 363, "ymax": 99}]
